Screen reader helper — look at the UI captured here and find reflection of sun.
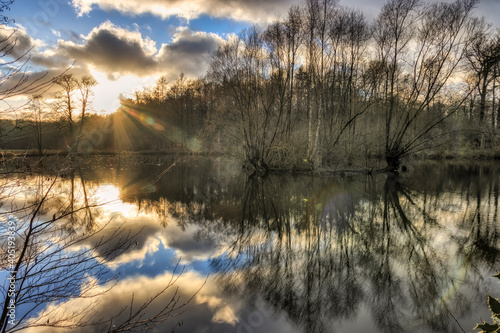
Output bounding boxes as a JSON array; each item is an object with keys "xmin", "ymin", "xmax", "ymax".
[{"xmin": 95, "ymin": 184, "xmax": 137, "ymax": 217}]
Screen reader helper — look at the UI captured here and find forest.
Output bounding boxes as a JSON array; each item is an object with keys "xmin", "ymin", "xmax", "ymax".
[{"xmin": 1, "ymin": 0, "xmax": 500, "ymax": 173}]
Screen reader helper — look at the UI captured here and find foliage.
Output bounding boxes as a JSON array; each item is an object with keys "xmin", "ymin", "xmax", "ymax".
[{"xmin": 475, "ymin": 274, "xmax": 500, "ymax": 332}]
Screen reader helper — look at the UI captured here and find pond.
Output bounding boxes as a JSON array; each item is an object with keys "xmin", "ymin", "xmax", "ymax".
[{"xmin": 1, "ymin": 155, "xmax": 499, "ymax": 333}]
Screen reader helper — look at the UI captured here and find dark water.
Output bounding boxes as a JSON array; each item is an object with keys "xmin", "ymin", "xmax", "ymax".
[{"xmin": 1, "ymin": 156, "xmax": 500, "ymax": 333}]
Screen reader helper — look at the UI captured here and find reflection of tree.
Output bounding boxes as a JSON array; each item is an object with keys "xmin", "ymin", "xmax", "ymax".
[
  {"xmin": 207, "ymin": 172, "xmax": 499, "ymax": 333},
  {"xmin": 5, "ymin": 156, "xmax": 496, "ymax": 332},
  {"xmin": 461, "ymin": 165, "xmax": 500, "ymax": 266},
  {"xmin": 0, "ymin": 159, "xmax": 194, "ymax": 332},
  {"xmin": 210, "ymin": 176, "xmax": 364, "ymax": 333}
]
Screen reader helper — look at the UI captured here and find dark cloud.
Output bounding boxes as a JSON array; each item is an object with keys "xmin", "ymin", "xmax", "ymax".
[
  {"xmin": 0, "ymin": 26, "xmax": 38, "ymax": 60},
  {"xmin": 167, "ymin": 30, "xmax": 220, "ymax": 54},
  {"xmin": 57, "ymin": 22, "xmax": 158, "ymax": 79},
  {"xmin": 157, "ymin": 28, "xmax": 223, "ymax": 80},
  {"xmin": 0, "ymin": 26, "xmax": 73, "ymax": 70},
  {"xmin": 30, "ymin": 51, "xmax": 71, "ymax": 68},
  {"xmin": 46, "ymin": 22, "xmax": 224, "ymax": 81}
]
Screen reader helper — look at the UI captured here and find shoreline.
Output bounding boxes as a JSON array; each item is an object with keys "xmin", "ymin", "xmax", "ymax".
[{"xmin": 1, "ymin": 149, "xmax": 500, "ymax": 176}]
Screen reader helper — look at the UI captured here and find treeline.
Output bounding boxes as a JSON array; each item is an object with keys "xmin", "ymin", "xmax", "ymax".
[
  {"xmin": 2, "ymin": 0, "xmax": 500, "ymax": 172},
  {"xmin": 203, "ymin": 0, "xmax": 500, "ymax": 171}
]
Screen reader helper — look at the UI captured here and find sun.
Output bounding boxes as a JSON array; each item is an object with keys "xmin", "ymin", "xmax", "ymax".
[{"xmin": 89, "ymin": 68, "xmax": 157, "ymax": 114}]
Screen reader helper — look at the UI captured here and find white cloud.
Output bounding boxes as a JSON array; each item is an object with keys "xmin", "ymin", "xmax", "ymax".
[
  {"xmin": 71, "ymin": 0, "xmax": 300, "ymax": 24},
  {"xmin": 51, "ymin": 29, "xmax": 61, "ymax": 37}
]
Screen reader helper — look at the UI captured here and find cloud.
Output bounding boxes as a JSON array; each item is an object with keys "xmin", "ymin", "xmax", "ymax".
[
  {"xmin": 156, "ymin": 27, "xmax": 223, "ymax": 80},
  {"xmin": 71, "ymin": 0, "xmax": 300, "ymax": 24},
  {"xmin": 473, "ymin": 0, "xmax": 500, "ymax": 28},
  {"xmin": 0, "ymin": 25, "xmax": 44, "ymax": 60},
  {"xmin": 51, "ymin": 22, "xmax": 223, "ymax": 81},
  {"xmin": 0, "ymin": 25, "xmax": 85, "ymax": 77},
  {"xmin": 1, "ymin": 21, "xmax": 221, "ymax": 104},
  {"xmin": 51, "ymin": 29, "xmax": 61, "ymax": 38},
  {"xmin": 57, "ymin": 21, "xmax": 158, "ymax": 79},
  {"xmin": 0, "ymin": 22, "xmax": 223, "ymax": 111}
]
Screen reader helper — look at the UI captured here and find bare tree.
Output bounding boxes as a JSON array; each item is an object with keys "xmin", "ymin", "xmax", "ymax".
[
  {"xmin": 52, "ymin": 74, "xmax": 78, "ymax": 146},
  {"xmin": 23, "ymin": 95, "xmax": 47, "ymax": 154},
  {"xmin": 0, "ymin": 1, "xmax": 65, "ymax": 121},
  {"xmin": 52, "ymin": 74, "xmax": 98, "ymax": 151},
  {"xmin": 465, "ymin": 21, "xmax": 500, "ymax": 128},
  {"xmin": 374, "ymin": 0, "xmax": 480, "ymax": 170},
  {"xmin": 0, "ymin": 1, "xmax": 13, "ymax": 24},
  {"xmin": 284, "ymin": 6, "xmax": 302, "ymax": 134},
  {"xmin": 210, "ymin": 27, "xmax": 290, "ymax": 172},
  {"xmin": 75, "ymin": 75, "xmax": 97, "ymax": 149}
]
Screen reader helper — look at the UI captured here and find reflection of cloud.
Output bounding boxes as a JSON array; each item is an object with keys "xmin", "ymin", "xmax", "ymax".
[
  {"xmin": 69, "ymin": 213, "xmax": 163, "ymax": 269},
  {"xmin": 159, "ymin": 223, "xmax": 217, "ymax": 263},
  {"xmin": 107, "ymin": 233, "xmax": 161, "ymax": 269},
  {"xmin": 71, "ymin": 0, "xmax": 300, "ymax": 24},
  {"xmin": 68, "ymin": 183, "xmax": 217, "ymax": 269},
  {"xmin": 198, "ymin": 294, "xmax": 238, "ymax": 325},
  {"xmin": 24, "ymin": 271, "xmax": 242, "ymax": 332}
]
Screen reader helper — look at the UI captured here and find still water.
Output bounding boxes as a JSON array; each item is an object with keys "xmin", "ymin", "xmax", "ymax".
[{"xmin": 1, "ymin": 156, "xmax": 499, "ymax": 333}]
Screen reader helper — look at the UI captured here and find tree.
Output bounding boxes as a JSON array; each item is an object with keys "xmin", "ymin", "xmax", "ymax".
[
  {"xmin": 52, "ymin": 74, "xmax": 97, "ymax": 151},
  {"xmin": 302, "ymin": 0, "xmax": 338, "ymax": 167},
  {"xmin": 24, "ymin": 95, "xmax": 47, "ymax": 154},
  {"xmin": 465, "ymin": 22, "xmax": 500, "ymax": 129},
  {"xmin": 0, "ymin": 0, "xmax": 67, "ymax": 151},
  {"xmin": 0, "ymin": 29, "xmax": 58, "ymax": 120},
  {"xmin": 283, "ymin": 6, "xmax": 302, "ymax": 134},
  {"xmin": 76, "ymin": 75, "xmax": 97, "ymax": 148},
  {"xmin": 0, "ymin": 1, "xmax": 14, "ymax": 24},
  {"xmin": 153, "ymin": 75, "xmax": 169, "ymax": 103},
  {"xmin": 374, "ymin": 0, "xmax": 480, "ymax": 170},
  {"xmin": 210, "ymin": 27, "xmax": 290, "ymax": 172},
  {"xmin": 52, "ymin": 74, "xmax": 78, "ymax": 146},
  {"xmin": 0, "ymin": 4, "xmax": 198, "ymax": 330}
]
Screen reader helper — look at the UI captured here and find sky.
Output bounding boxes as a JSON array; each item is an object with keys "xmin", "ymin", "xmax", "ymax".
[{"xmin": 2, "ymin": 0, "xmax": 500, "ymax": 114}]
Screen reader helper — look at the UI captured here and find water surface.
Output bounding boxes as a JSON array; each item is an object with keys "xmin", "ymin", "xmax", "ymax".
[{"xmin": 2, "ymin": 156, "xmax": 499, "ymax": 333}]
